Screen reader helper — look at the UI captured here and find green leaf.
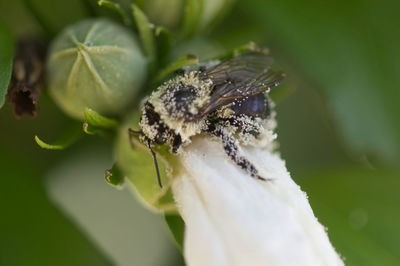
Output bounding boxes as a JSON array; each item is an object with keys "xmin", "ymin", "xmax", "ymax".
[
  {"xmin": 240, "ymin": 0, "xmax": 400, "ymax": 163},
  {"xmin": 132, "ymin": 4, "xmax": 156, "ymax": 68},
  {"xmin": 98, "ymin": 0, "xmax": 131, "ymax": 25},
  {"xmin": 84, "ymin": 107, "xmax": 119, "ymax": 129},
  {"xmin": 0, "ymin": 19, "xmax": 14, "ymax": 109},
  {"xmin": 154, "ymin": 54, "xmax": 198, "ymax": 84},
  {"xmin": 165, "ymin": 214, "xmax": 185, "ymax": 251},
  {"xmin": 105, "ymin": 163, "xmax": 125, "ymax": 187},
  {"xmin": 35, "ymin": 126, "xmax": 83, "ymax": 150},
  {"xmin": 299, "ymin": 166, "xmax": 400, "ymax": 266},
  {"xmin": 181, "ymin": 0, "xmax": 203, "ymax": 38}
]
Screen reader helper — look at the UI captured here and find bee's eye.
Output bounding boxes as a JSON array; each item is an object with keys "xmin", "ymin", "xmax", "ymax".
[{"xmin": 173, "ymin": 89, "xmax": 195, "ymax": 103}]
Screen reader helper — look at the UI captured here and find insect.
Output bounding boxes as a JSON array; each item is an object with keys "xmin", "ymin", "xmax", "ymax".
[{"xmin": 130, "ymin": 52, "xmax": 285, "ymax": 187}]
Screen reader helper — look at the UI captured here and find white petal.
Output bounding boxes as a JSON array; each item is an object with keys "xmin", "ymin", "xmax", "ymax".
[{"xmin": 173, "ymin": 136, "xmax": 344, "ymax": 266}]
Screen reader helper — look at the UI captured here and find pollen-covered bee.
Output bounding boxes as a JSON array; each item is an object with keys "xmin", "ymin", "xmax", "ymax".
[{"xmin": 130, "ymin": 52, "xmax": 285, "ymax": 187}]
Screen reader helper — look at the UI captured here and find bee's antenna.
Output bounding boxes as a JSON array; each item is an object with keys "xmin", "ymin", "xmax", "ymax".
[
  {"xmin": 147, "ymin": 139, "xmax": 162, "ymax": 188},
  {"xmin": 128, "ymin": 128, "xmax": 162, "ymax": 187}
]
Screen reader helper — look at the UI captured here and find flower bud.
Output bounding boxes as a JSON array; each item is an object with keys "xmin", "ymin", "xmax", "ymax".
[
  {"xmin": 143, "ymin": 0, "xmax": 234, "ymax": 32},
  {"xmin": 143, "ymin": 0, "xmax": 185, "ymax": 29},
  {"xmin": 46, "ymin": 18, "xmax": 147, "ymax": 120}
]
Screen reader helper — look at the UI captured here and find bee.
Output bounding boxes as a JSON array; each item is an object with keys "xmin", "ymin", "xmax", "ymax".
[{"xmin": 130, "ymin": 52, "xmax": 285, "ymax": 187}]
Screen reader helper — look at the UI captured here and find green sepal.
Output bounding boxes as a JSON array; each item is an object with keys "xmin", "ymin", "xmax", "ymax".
[
  {"xmin": 105, "ymin": 163, "xmax": 125, "ymax": 187},
  {"xmin": 155, "ymin": 26, "xmax": 173, "ymax": 67},
  {"xmin": 165, "ymin": 214, "xmax": 185, "ymax": 251},
  {"xmin": 84, "ymin": 107, "xmax": 119, "ymax": 129},
  {"xmin": 115, "ymin": 111, "xmax": 178, "ymax": 213},
  {"xmin": 97, "ymin": 0, "xmax": 131, "ymax": 25},
  {"xmin": 154, "ymin": 54, "xmax": 198, "ymax": 84},
  {"xmin": 181, "ymin": 0, "xmax": 203, "ymax": 38},
  {"xmin": 82, "ymin": 122, "xmax": 102, "ymax": 135},
  {"xmin": 214, "ymin": 41, "xmax": 265, "ymax": 61},
  {"xmin": 35, "ymin": 126, "xmax": 83, "ymax": 150},
  {"xmin": 0, "ymin": 20, "xmax": 14, "ymax": 109},
  {"xmin": 132, "ymin": 4, "xmax": 156, "ymax": 69}
]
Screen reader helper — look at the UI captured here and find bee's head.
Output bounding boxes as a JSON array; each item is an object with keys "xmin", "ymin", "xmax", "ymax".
[
  {"xmin": 161, "ymin": 82, "xmax": 199, "ymax": 119},
  {"xmin": 150, "ymin": 72, "xmax": 213, "ymax": 121}
]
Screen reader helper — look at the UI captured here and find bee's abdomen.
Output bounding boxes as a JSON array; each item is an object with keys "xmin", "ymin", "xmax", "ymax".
[{"xmin": 230, "ymin": 94, "xmax": 270, "ymax": 118}]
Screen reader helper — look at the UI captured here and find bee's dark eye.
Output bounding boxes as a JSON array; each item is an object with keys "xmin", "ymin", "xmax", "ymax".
[{"xmin": 173, "ymin": 89, "xmax": 194, "ymax": 102}]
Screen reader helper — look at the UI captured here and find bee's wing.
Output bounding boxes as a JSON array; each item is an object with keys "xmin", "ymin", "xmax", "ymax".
[{"xmin": 192, "ymin": 53, "xmax": 284, "ymax": 119}]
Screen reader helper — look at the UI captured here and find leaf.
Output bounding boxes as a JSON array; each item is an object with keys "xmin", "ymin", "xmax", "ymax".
[
  {"xmin": 84, "ymin": 107, "xmax": 119, "ymax": 129},
  {"xmin": 0, "ymin": 19, "xmax": 14, "ymax": 109},
  {"xmin": 35, "ymin": 126, "xmax": 83, "ymax": 150},
  {"xmin": 239, "ymin": 0, "xmax": 400, "ymax": 163},
  {"xmin": 299, "ymin": 166, "xmax": 400, "ymax": 266},
  {"xmin": 154, "ymin": 54, "xmax": 198, "ymax": 84},
  {"xmin": 97, "ymin": 0, "xmax": 131, "ymax": 25},
  {"xmin": 181, "ymin": 0, "xmax": 203, "ymax": 38},
  {"xmin": 132, "ymin": 4, "xmax": 156, "ymax": 68},
  {"xmin": 165, "ymin": 214, "xmax": 185, "ymax": 251}
]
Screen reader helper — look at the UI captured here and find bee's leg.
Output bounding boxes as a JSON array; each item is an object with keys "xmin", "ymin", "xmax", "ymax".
[
  {"xmin": 214, "ymin": 129, "xmax": 267, "ymax": 181},
  {"xmin": 172, "ymin": 134, "xmax": 182, "ymax": 153}
]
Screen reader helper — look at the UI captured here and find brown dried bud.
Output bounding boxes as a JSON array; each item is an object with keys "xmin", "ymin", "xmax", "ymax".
[{"xmin": 7, "ymin": 38, "xmax": 47, "ymax": 118}]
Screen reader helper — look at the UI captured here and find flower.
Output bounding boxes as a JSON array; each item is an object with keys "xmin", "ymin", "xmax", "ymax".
[{"xmin": 173, "ymin": 136, "xmax": 344, "ymax": 266}]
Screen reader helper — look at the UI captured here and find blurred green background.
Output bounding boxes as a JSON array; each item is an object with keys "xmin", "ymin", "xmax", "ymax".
[{"xmin": 0, "ymin": 0, "xmax": 399, "ymax": 265}]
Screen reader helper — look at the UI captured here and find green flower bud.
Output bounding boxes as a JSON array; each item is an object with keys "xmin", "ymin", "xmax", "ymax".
[
  {"xmin": 143, "ymin": 0, "xmax": 185, "ymax": 29},
  {"xmin": 46, "ymin": 18, "xmax": 147, "ymax": 120},
  {"xmin": 114, "ymin": 111, "xmax": 177, "ymax": 213},
  {"xmin": 200, "ymin": 0, "xmax": 233, "ymax": 29},
  {"xmin": 143, "ymin": 0, "xmax": 234, "ymax": 32}
]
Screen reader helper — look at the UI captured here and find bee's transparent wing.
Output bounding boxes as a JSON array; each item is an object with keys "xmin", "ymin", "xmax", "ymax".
[{"xmin": 193, "ymin": 53, "xmax": 285, "ymax": 120}]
